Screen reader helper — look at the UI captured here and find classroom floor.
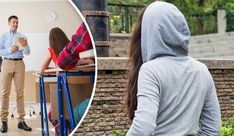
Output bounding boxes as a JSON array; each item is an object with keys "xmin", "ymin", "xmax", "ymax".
[{"xmin": 0, "ymin": 102, "xmax": 55, "ymax": 136}]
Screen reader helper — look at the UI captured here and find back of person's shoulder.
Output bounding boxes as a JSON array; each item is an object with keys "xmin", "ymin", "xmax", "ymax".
[
  {"xmin": 141, "ymin": 59, "xmax": 162, "ymax": 69},
  {"xmin": 188, "ymin": 57, "xmax": 209, "ymax": 72},
  {"xmin": 140, "ymin": 58, "xmax": 167, "ymax": 74},
  {"xmin": 189, "ymin": 57, "xmax": 206, "ymax": 67}
]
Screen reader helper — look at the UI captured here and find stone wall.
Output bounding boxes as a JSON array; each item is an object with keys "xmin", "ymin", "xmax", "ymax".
[
  {"xmin": 110, "ymin": 33, "xmax": 131, "ymax": 57},
  {"xmin": 74, "ymin": 58, "xmax": 234, "ymax": 135},
  {"xmin": 110, "ymin": 32, "xmax": 234, "ymax": 59}
]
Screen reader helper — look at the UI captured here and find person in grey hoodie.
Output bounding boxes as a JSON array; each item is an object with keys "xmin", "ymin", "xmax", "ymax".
[{"xmin": 125, "ymin": 1, "xmax": 221, "ymax": 136}]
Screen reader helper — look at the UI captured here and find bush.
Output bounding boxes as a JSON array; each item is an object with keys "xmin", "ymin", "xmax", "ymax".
[
  {"xmin": 226, "ymin": 10, "xmax": 234, "ymax": 32},
  {"xmin": 113, "ymin": 129, "xmax": 126, "ymax": 136},
  {"xmin": 221, "ymin": 116, "xmax": 234, "ymax": 136}
]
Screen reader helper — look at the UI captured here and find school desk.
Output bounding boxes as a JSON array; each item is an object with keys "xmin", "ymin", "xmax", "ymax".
[{"xmin": 36, "ymin": 66, "xmax": 95, "ymax": 136}]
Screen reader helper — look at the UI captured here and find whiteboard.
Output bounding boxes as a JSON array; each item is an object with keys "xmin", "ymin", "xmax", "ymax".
[{"xmin": 23, "ymin": 32, "xmax": 55, "ymax": 71}]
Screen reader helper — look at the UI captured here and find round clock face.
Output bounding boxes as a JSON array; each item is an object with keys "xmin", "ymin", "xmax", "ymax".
[{"xmin": 45, "ymin": 11, "xmax": 57, "ymax": 22}]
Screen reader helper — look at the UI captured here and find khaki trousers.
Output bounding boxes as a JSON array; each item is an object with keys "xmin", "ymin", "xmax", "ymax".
[{"xmin": 0, "ymin": 59, "xmax": 25, "ymax": 122}]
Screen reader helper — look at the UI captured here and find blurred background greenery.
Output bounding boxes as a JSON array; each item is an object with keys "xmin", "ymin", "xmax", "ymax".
[{"xmin": 108, "ymin": 0, "xmax": 234, "ymax": 35}]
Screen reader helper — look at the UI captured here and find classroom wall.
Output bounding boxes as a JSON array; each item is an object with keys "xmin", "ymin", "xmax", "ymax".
[{"xmin": 0, "ymin": 0, "xmax": 82, "ymax": 38}]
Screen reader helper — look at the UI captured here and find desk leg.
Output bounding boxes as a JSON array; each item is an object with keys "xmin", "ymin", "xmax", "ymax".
[
  {"xmin": 40, "ymin": 77, "xmax": 50, "ymax": 136},
  {"xmin": 64, "ymin": 120, "xmax": 67, "ymax": 136},
  {"xmin": 61, "ymin": 75, "xmax": 76, "ymax": 130},
  {"xmin": 57, "ymin": 76, "xmax": 64, "ymax": 136},
  {"xmin": 39, "ymin": 77, "xmax": 45, "ymax": 136}
]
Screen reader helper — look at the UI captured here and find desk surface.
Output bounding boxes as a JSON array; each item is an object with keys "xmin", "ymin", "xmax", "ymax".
[{"xmin": 34, "ymin": 66, "xmax": 95, "ymax": 77}]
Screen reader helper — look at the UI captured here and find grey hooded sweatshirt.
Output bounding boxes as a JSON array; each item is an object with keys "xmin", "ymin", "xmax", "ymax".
[{"xmin": 127, "ymin": 2, "xmax": 221, "ymax": 136}]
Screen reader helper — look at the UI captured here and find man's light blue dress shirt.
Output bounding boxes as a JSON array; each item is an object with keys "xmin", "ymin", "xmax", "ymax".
[{"xmin": 0, "ymin": 31, "xmax": 30, "ymax": 58}]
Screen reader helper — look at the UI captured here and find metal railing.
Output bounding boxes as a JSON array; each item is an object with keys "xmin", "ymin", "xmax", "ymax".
[
  {"xmin": 108, "ymin": 3, "xmax": 234, "ymax": 35},
  {"xmin": 108, "ymin": 3, "xmax": 145, "ymax": 33}
]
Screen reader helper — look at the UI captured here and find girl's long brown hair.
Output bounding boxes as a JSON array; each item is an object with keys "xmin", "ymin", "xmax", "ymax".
[
  {"xmin": 125, "ymin": 7, "xmax": 147, "ymax": 121},
  {"xmin": 49, "ymin": 27, "xmax": 70, "ymax": 56}
]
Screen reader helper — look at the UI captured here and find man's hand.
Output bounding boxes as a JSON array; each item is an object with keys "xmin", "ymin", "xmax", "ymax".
[
  {"xmin": 11, "ymin": 45, "xmax": 19, "ymax": 53},
  {"xmin": 18, "ymin": 37, "xmax": 28, "ymax": 47},
  {"xmin": 77, "ymin": 58, "xmax": 94, "ymax": 66}
]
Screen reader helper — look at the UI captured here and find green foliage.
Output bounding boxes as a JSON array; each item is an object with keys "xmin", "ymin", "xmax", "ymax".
[
  {"xmin": 108, "ymin": 0, "xmax": 154, "ymax": 5},
  {"xmin": 113, "ymin": 129, "xmax": 126, "ymax": 136},
  {"xmin": 221, "ymin": 117, "xmax": 234, "ymax": 136},
  {"xmin": 108, "ymin": 0, "xmax": 234, "ymax": 34},
  {"xmin": 221, "ymin": 127, "xmax": 233, "ymax": 136},
  {"xmin": 110, "ymin": 15, "xmax": 124, "ymax": 33},
  {"xmin": 225, "ymin": 10, "xmax": 234, "ymax": 32}
]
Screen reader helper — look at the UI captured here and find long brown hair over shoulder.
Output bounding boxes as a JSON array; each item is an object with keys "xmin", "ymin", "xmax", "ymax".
[
  {"xmin": 49, "ymin": 27, "xmax": 70, "ymax": 56},
  {"xmin": 125, "ymin": 7, "xmax": 147, "ymax": 121}
]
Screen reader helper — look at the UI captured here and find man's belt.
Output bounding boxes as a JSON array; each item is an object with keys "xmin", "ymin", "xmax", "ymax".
[{"xmin": 4, "ymin": 58, "xmax": 23, "ymax": 61}]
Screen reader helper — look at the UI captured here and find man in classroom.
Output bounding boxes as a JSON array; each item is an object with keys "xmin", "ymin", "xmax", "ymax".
[{"xmin": 0, "ymin": 15, "xmax": 32, "ymax": 133}]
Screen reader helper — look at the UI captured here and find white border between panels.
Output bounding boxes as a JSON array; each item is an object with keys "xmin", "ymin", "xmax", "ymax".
[{"xmin": 68, "ymin": 0, "xmax": 98, "ymax": 135}]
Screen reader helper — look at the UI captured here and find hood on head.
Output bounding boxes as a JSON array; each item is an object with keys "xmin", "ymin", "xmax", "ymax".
[{"xmin": 141, "ymin": 1, "xmax": 190, "ymax": 63}]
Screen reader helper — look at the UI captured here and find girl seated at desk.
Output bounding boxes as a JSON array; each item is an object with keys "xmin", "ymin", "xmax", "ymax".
[
  {"xmin": 40, "ymin": 27, "xmax": 69, "ymax": 73},
  {"xmin": 40, "ymin": 23, "xmax": 94, "ymax": 73},
  {"xmin": 40, "ymin": 23, "xmax": 93, "ymax": 135}
]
